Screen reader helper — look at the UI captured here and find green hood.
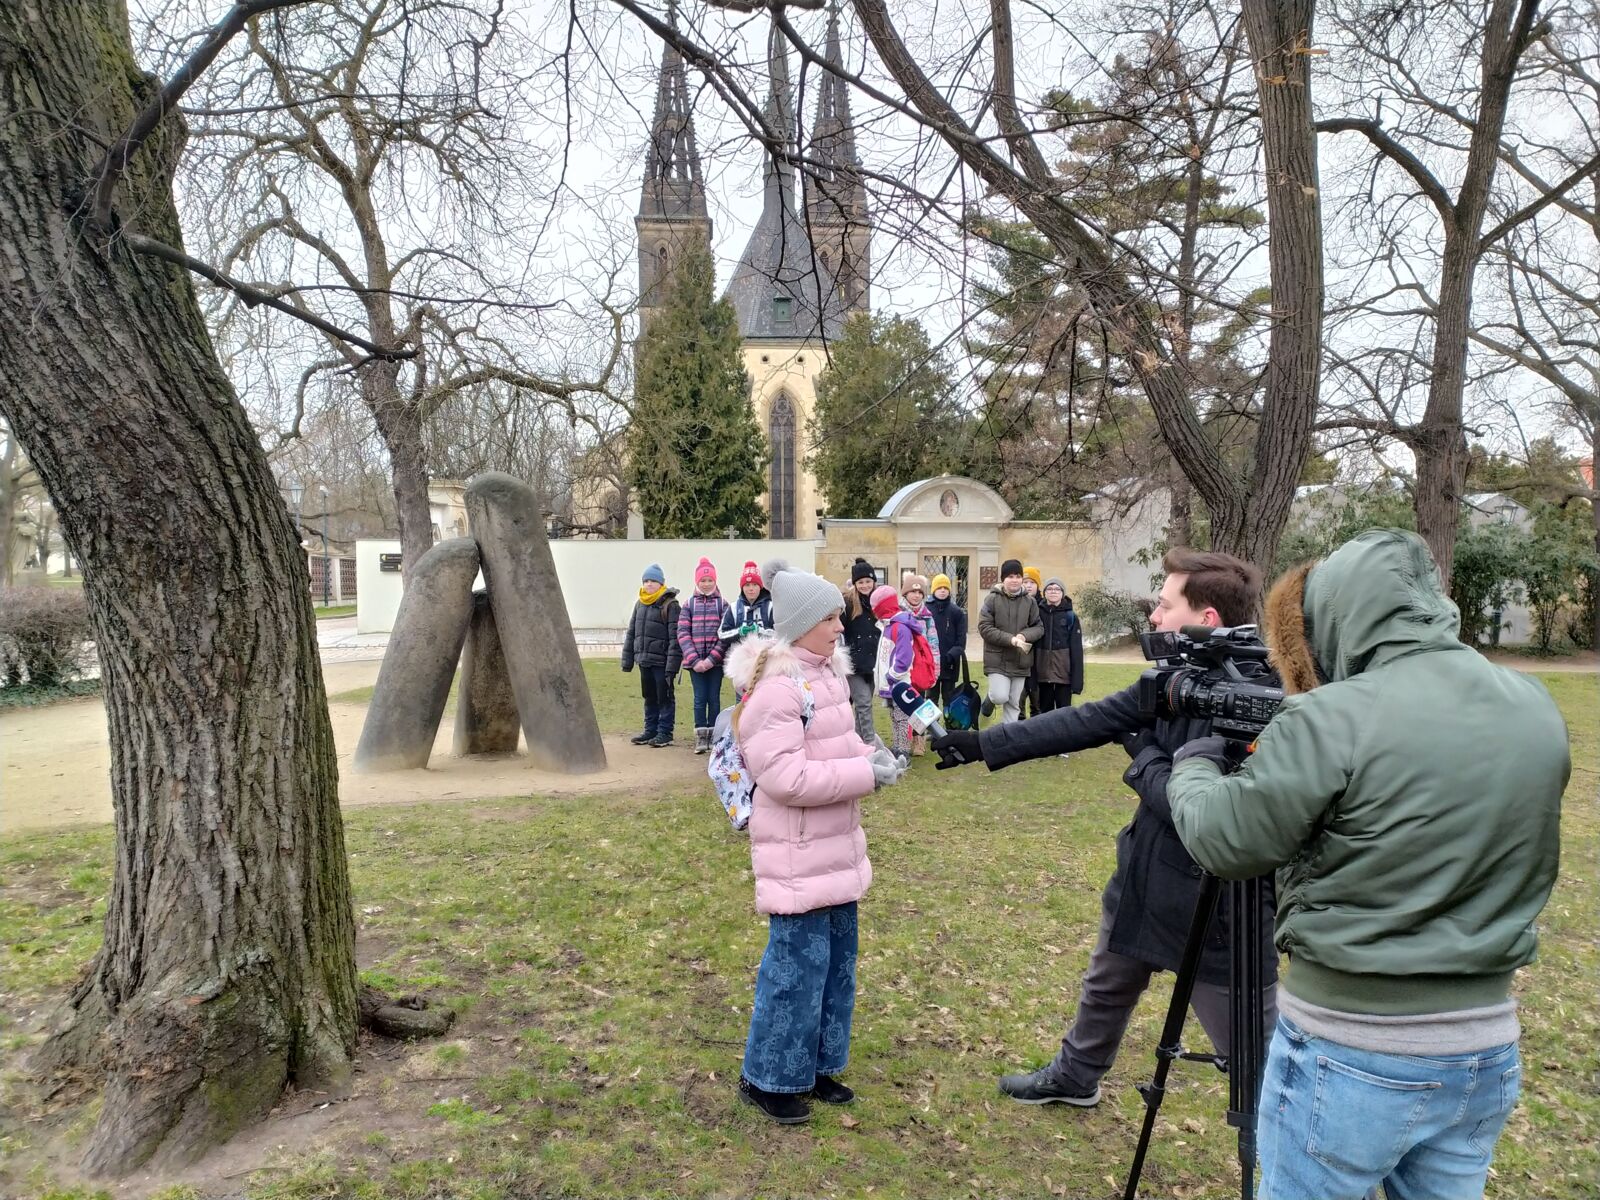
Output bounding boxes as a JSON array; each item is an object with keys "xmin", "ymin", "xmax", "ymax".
[{"xmin": 1304, "ymin": 529, "xmax": 1462, "ymax": 682}]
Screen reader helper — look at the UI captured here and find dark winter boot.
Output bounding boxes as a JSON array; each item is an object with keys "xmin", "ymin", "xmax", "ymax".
[
  {"xmin": 630, "ymin": 730, "xmax": 653, "ymax": 746},
  {"xmin": 811, "ymin": 1075, "xmax": 854, "ymax": 1105},
  {"xmin": 997, "ymin": 1060, "xmax": 1101, "ymax": 1106},
  {"xmin": 739, "ymin": 1077, "xmax": 811, "ymax": 1125},
  {"xmin": 649, "ymin": 732, "xmax": 674, "ymax": 748}
]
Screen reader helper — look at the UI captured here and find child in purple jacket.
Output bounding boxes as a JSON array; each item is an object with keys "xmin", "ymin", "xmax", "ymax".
[{"xmin": 679, "ymin": 557, "xmax": 731, "ymax": 754}]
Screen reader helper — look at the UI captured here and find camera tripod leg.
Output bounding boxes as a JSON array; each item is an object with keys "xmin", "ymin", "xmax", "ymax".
[
  {"xmin": 1123, "ymin": 872, "xmax": 1222, "ymax": 1200},
  {"xmin": 1227, "ymin": 875, "xmax": 1268, "ymax": 1200}
]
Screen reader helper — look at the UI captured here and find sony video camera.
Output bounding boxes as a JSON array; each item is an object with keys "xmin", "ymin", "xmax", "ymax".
[{"xmin": 1138, "ymin": 625, "xmax": 1284, "ymax": 743}]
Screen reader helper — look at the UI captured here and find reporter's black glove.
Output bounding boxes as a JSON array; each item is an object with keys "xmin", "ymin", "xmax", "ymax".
[
  {"xmin": 1121, "ymin": 727, "xmax": 1159, "ymax": 762},
  {"xmin": 1172, "ymin": 735, "xmax": 1244, "ymax": 772},
  {"xmin": 931, "ymin": 729, "xmax": 981, "ymax": 770}
]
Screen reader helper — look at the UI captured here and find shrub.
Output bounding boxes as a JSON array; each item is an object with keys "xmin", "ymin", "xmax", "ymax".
[
  {"xmin": 0, "ymin": 587, "xmax": 95, "ymax": 687},
  {"xmin": 1075, "ymin": 582, "xmax": 1154, "ymax": 644}
]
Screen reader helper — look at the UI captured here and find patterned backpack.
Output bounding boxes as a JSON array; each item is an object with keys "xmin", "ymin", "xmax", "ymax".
[{"xmin": 707, "ymin": 673, "xmax": 813, "ymax": 832}]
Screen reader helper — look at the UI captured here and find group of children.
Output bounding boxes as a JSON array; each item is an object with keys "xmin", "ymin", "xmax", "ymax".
[
  {"xmin": 620, "ymin": 557, "xmax": 774, "ymax": 751},
  {"xmin": 626, "ymin": 555, "xmax": 1085, "ymax": 756},
  {"xmin": 622, "ymin": 553, "xmax": 1086, "ymax": 1125}
]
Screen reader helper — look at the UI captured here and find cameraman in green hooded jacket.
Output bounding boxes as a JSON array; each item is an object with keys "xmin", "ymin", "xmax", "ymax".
[{"xmin": 1169, "ymin": 529, "xmax": 1569, "ymax": 1200}]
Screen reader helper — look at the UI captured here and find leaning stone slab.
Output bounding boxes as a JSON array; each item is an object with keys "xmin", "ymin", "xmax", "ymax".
[
  {"xmin": 465, "ymin": 472, "xmax": 607, "ymax": 773},
  {"xmin": 353, "ymin": 537, "xmax": 479, "ymax": 771},
  {"xmin": 453, "ymin": 590, "xmax": 521, "ymax": 756}
]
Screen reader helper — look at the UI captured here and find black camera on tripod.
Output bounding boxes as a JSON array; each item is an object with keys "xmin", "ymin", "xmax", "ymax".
[{"xmin": 1137, "ymin": 624, "xmax": 1285, "ymax": 743}]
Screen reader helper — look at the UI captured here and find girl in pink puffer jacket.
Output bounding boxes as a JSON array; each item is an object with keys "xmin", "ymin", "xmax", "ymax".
[{"xmin": 724, "ymin": 559, "xmax": 904, "ymax": 1125}]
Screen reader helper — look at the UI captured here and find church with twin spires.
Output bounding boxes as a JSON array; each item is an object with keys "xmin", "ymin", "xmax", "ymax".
[{"xmin": 635, "ymin": 7, "xmax": 871, "ymax": 539}]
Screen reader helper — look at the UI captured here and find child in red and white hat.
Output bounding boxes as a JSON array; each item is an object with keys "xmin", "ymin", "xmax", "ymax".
[{"xmin": 719, "ymin": 561, "xmax": 775, "ymax": 681}]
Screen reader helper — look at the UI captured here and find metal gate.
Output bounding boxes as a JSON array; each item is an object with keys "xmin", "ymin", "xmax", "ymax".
[{"xmin": 921, "ymin": 553, "xmax": 971, "ymax": 610}]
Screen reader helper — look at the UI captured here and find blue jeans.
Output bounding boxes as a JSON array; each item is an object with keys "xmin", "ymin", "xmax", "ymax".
[
  {"xmin": 1259, "ymin": 1016, "xmax": 1522, "ymax": 1200},
  {"xmin": 690, "ymin": 665, "xmax": 724, "ymax": 728},
  {"xmin": 640, "ymin": 666, "xmax": 674, "ymax": 737},
  {"xmin": 742, "ymin": 903, "xmax": 858, "ymax": 1093}
]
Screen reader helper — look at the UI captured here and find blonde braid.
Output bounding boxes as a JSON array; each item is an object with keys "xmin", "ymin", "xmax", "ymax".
[{"xmin": 730, "ymin": 644, "xmax": 773, "ymax": 740}]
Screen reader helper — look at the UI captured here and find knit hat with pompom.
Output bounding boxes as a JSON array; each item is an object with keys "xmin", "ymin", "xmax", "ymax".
[
  {"xmin": 694, "ymin": 556, "xmax": 717, "ymax": 584},
  {"xmin": 764, "ymin": 558, "xmax": 845, "ymax": 642},
  {"xmin": 739, "ymin": 560, "xmax": 763, "ymax": 589}
]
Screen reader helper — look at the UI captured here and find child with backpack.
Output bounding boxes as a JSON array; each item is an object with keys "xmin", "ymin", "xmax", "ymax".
[
  {"xmin": 719, "ymin": 561, "xmax": 774, "ymax": 670},
  {"xmin": 679, "ymin": 557, "xmax": 731, "ymax": 755},
  {"xmin": 900, "ymin": 573, "xmax": 941, "ymax": 756},
  {"xmin": 724, "ymin": 559, "xmax": 904, "ymax": 1125},
  {"xmin": 927, "ymin": 572, "xmax": 968, "ymax": 708},
  {"xmin": 621, "ymin": 563, "xmax": 682, "ymax": 747},
  {"xmin": 871, "ymin": 583, "xmax": 936, "ymax": 759}
]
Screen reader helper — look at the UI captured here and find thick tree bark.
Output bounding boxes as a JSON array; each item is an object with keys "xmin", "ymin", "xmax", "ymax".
[
  {"xmin": 1412, "ymin": 0, "xmax": 1540, "ymax": 587},
  {"xmin": 1236, "ymin": 0, "xmax": 1323, "ymax": 569},
  {"xmin": 0, "ymin": 2, "xmax": 357, "ymax": 1176}
]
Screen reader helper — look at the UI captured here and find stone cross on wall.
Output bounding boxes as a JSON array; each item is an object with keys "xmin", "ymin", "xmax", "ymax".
[{"xmin": 353, "ymin": 472, "xmax": 608, "ymax": 774}]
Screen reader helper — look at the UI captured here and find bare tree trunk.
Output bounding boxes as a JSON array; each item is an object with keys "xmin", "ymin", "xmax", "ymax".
[
  {"xmin": 0, "ymin": 435, "xmax": 16, "ymax": 586},
  {"xmin": 1237, "ymin": 0, "xmax": 1323, "ymax": 569},
  {"xmin": 1167, "ymin": 458, "xmax": 1194, "ymax": 548},
  {"xmin": 1, "ymin": 2, "xmax": 356, "ymax": 1175},
  {"xmin": 362, "ymin": 362, "xmax": 434, "ymax": 580},
  {"xmin": 1412, "ymin": 0, "xmax": 1540, "ymax": 586},
  {"xmin": 849, "ymin": 0, "xmax": 1318, "ymax": 572}
]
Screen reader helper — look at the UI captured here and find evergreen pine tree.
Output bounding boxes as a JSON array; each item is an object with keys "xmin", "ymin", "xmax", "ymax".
[
  {"xmin": 808, "ymin": 312, "xmax": 966, "ymax": 517},
  {"xmin": 626, "ymin": 244, "xmax": 768, "ymax": 536}
]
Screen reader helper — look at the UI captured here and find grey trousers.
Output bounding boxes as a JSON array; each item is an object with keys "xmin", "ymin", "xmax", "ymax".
[
  {"xmin": 1055, "ymin": 905, "xmax": 1279, "ymax": 1090},
  {"xmin": 848, "ymin": 673, "xmax": 875, "ymax": 744}
]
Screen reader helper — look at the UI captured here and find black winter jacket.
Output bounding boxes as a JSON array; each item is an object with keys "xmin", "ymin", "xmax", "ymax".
[
  {"xmin": 1035, "ymin": 598, "xmax": 1084, "ymax": 693},
  {"xmin": 927, "ymin": 594, "xmax": 968, "ymax": 673},
  {"xmin": 979, "ymin": 676, "xmax": 1277, "ymax": 985},
  {"xmin": 622, "ymin": 588, "xmax": 682, "ymax": 674},
  {"xmin": 841, "ymin": 588, "xmax": 880, "ymax": 681}
]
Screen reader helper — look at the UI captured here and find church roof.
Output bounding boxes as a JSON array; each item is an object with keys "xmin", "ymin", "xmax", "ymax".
[{"xmin": 724, "ymin": 20, "xmax": 847, "ymax": 342}]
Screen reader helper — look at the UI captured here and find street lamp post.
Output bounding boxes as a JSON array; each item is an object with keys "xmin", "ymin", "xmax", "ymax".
[
  {"xmin": 319, "ymin": 484, "xmax": 330, "ymax": 607},
  {"xmin": 284, "ymin": 478, "xmax": 307, "ymax": 602}
]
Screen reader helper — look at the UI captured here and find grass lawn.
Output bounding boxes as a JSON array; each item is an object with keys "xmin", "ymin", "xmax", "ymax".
[
  {"xmin": 2, "ymin": 666, "xmax": 1595, "ymax": 1199},
  {"xmin": 316, "ymin": 603, "xmax": 358, "ymax": 620}
]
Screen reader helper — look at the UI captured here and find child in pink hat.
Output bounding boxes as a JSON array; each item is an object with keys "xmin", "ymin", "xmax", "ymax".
[{"xmin": 678, "ymin": 557, "xmax": 730, "ymax": 753}]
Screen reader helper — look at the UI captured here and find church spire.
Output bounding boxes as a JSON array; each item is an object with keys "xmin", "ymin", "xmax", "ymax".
[
  {"xmin": 638, "ymin": 1, "xmax": 707, "ymax": 222},
  {"xmin": 761, "ymin": 18, "xmax": 798, "ymax": 216},
  {"xmin": 806, "ymin": 1, "xmax": 871, "ymax": 311}
]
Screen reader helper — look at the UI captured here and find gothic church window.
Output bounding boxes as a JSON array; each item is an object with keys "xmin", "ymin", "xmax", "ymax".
[{"xmin": 769, "ymin": 393, "xmax": 797, "ymax": 538}]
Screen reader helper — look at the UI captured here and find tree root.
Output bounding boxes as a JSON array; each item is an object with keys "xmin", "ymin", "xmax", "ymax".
[{"xmin": 357, "ymin": 984, "xmax": 456, "ymax": 1040}]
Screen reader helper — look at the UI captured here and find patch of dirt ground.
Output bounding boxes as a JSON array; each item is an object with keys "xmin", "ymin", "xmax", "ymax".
[{"xmin": 2, "ymin": 659, "xmax": 701, "ymax": 832}]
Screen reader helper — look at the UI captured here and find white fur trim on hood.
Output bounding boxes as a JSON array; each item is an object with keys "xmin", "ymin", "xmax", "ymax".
[{"xmin": 725, "ymin": 632, "xmax": 854, "ymax": 694}]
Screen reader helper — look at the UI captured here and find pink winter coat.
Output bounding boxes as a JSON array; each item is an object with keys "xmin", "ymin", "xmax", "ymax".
[{"xmin": 725, "ymin": 635, "xmax": 875, "ymax": 916}]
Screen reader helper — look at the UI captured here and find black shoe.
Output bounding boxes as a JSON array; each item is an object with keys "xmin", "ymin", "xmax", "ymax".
[
  {"xmin": 998, "ymin": 1063, "xmax": 1101, "ymax": 1106},
  {"xmin": 811, "ymin": 1075, "xmax": 854, "ymax": 1105},
  {"xmin": 740, "ymin": 1077, "xmax": 812, "ymax": 1124},
  {"xmin": 649, "ymin": 733, "xmax": 673, "ymax": 748},
  {"xmin": 980, "ymin": 697, "xmax": 995, "ymax": 718},
  {"xmin": 630, "ymin": 731, "xmax": 653, "ymax": 745}
]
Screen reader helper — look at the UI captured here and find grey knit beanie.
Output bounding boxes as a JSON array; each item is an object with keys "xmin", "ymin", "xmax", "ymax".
[{"xmin": 764, "ymin": 558, "xmax": 844, "ymax": 642}]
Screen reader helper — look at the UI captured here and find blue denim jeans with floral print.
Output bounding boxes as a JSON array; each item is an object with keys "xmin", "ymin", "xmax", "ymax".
[{"xmin": 742, "ymin": 902, "xmax": 858, "ymax": 1093}]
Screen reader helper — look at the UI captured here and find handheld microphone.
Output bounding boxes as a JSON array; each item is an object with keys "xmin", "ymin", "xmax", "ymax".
[{"xmin": 890, "ymin": 682, "xmax": 972, "ymax": 767}]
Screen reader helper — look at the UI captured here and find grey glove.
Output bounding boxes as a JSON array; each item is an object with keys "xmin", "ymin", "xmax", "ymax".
[{"xmin": 871, "ymin": 757, "xmax": 905, "ymax": 789}]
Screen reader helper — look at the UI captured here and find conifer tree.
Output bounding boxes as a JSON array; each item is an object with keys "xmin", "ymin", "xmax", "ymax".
[
  {"xmin": 808, "ymin": 312, "xmax": 966, "ymax": 517},
  {"xmin": 627, "ymin": 244, "xmax": 767, "ymax": 536}
]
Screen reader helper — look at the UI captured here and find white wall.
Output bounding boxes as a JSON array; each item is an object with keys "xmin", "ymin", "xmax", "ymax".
[{"xmin": 356, "ymin": 538, "xmax": 816, "ymax": 635}]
